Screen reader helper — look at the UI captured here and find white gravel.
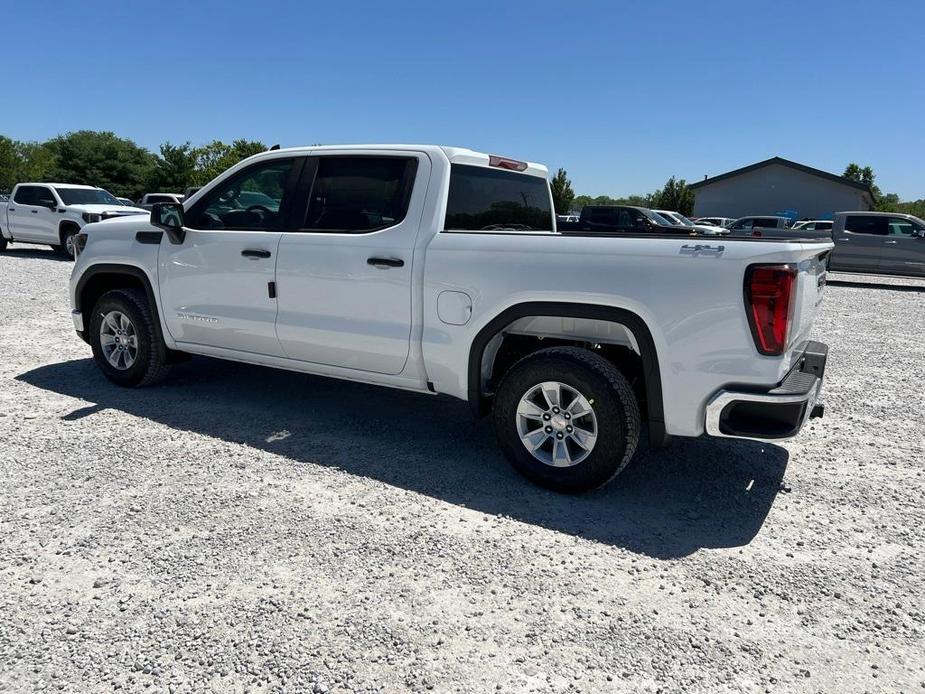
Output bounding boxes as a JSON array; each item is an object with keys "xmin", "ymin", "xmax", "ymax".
[{"xmin": 0, "ymin": 248, "xmax": 923, "ymax": 693}]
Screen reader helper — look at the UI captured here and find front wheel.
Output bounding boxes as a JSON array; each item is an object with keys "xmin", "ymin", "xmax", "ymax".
[
  {"xmin": 58, "ymin": 228, "xmax": 78, "ymax": 259},
  {"xmin": 89, "ymin": 288, "xmax": 172, "ymax": 387},
  {"xmin": 492, "ymin": 347, "xmax": 641, "ymax": 493}
]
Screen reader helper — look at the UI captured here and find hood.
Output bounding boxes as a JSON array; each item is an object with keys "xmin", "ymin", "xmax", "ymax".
[{"xmin": 70, "ymin": 204, "xmax": 148, "ymax": 216}]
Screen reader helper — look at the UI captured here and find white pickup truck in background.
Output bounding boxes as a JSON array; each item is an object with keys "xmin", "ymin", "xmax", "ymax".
[
  {"xmin": 0, "ymin": 183, "xmax": 146, "ymax": 258},
  {"xmin": 69, "ymin": 145, "xmax": 832, "ymax": 492}
]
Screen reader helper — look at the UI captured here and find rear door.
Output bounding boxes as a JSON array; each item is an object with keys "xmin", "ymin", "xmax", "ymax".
[
  {"xmin": 830, "ymin": 214, "xmax": 887, "ymax": 273},
  {"xmin": 274, "ymin": 151, "xmax": 429, "ymax": 374},
  {"xmin": 880, "ymin": 217, "xmax": 925, "ymax": 277}
]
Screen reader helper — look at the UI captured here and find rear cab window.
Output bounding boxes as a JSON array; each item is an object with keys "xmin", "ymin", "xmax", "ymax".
[{"xmin": 444, "ymin": 165, "xmax": 553, "ymax": 232}]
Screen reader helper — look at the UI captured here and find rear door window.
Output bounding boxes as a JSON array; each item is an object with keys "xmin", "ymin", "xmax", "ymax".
[
  {"xmin": 302, "ymin": 156, "xmax": 418, "ymax": 233},
  {"xmin": 444, "ymin": 165, "xmax": 552, "ymax": 231},
  {"xmin": 844, "ymin": 215, "xmax": 888, "ymax": 235}
]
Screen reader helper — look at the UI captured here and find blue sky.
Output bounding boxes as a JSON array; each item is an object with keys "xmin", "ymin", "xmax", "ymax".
[{"xmin": 2, "ymin": 0, "xmax": 923, "ymax": 199}]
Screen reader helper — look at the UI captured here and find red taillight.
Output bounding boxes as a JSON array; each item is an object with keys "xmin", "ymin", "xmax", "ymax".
[
  {"xmin": 488, "ymin": 155, "xmax": 528, "ymax": 171},
  {"xmin": 745, "ymin": 265, "xmax": 796, "ymax": 355}
]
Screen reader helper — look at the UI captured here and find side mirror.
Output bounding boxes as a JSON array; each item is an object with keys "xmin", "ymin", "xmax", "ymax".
[
  {"xmin": 151, "ymin": 202, "xmax": 186, "ymax": 244},
  {"xmin": 39, "ymin": 198, "xmax": 57, "ymax": 209}
]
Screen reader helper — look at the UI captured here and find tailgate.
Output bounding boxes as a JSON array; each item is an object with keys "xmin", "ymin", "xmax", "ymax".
[{"xmin": 788, "ymin": 246, "xmax": 829, "ymax": 350}]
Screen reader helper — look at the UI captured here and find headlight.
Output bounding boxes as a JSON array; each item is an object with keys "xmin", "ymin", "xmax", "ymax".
[
  {"xmin": 74, "ymin": 232, "xmax": 88, "ymax": 257},
  {"xmin": 81, "ymin": 212, "xmax": 102, "ymax": 224}
]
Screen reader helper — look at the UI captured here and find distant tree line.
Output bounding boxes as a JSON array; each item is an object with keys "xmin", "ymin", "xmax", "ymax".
[
  {"xmin": 842, "ymin": 163, "xmax": 924, "ymax": 218},
  {"xmin": 551, "ymin": 169, "xmax": 696, "ymax": 216},
  {"xmin": 0, "ymin": 131, "xmax": 268, "ymax": 199}
]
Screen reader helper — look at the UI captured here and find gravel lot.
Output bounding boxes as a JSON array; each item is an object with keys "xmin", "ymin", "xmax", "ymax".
[{"xmin": 0, "ymin": 247, "xmax": 923, "ymax": 693}]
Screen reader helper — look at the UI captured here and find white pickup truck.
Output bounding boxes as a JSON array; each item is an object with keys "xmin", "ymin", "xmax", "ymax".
[
  {"xmin": 69, "ymin": 145, "xmax": 832, "ymax": 492},
  {"xmin": 0, "ymin": 183, "xmax": 146, "ymax": 258}
]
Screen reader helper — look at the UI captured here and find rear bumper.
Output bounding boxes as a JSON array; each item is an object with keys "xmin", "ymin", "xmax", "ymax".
[{"xmin": 705, "ymin": 341, "xmax": 827, "ymax": 440}]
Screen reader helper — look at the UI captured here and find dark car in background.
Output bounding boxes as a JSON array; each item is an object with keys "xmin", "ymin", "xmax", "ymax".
[{"xmin": 558, "ymin": 205, "xmax": 684, "ymax": 234}]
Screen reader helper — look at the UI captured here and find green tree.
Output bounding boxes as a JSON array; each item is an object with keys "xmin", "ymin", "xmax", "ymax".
[
  {"xmin": 191, "ymin": 138, "xmax": 266, "ymax": 185},
  {"xmin": 650, "ymin": 176, "xmax": 695, "ymax": 216},
  {"xmin": 843, "ymin": 162, "xmax": 885, "ymax": 207},
  {"xmin": 0, "ymin": 136, "xmax": 57, "ymax": 191},
  {"xmin": 44, "ymin": 130, "xmax": 156, "ymax": 199},
  {"xmin": 550, "ymin": 168, "xmax": 575, "ymax": 214},
  {"xmin": 153, "ymin": 141, "xmax": 197, "ymax": 191}
]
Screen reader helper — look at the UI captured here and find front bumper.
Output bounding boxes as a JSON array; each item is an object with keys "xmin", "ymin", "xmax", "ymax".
[{"xmin": 705, "ymin": 341, "xmax": 827, "ymax": 440}]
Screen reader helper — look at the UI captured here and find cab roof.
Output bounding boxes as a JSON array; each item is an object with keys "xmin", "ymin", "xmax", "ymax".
[
  {"xmin": 267, "ymin": 144, "xmax": 549, "ymax": 178},
  {"xmin": 19, "ymin": 182, "xmax": 98, "ymax": 189}
]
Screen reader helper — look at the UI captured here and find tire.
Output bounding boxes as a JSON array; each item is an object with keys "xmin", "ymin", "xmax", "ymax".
[
  {"xmin": 492, "ymin": 346, "xmax": 641, "ymax": 493},
  {"xmin": 89, "ymin": 288, "xmax": 172, "ymax": 387},
  {"xmin": 58, "ymin": 227, "xmax": 78, "ymax": 259},
  {"xmin": 0, "ymin": 234, "xmax": 7, "ymax": 252}
]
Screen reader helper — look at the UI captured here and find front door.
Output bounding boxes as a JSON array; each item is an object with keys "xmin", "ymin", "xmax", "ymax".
[
  {"xmin": 274, "ymin": 152, "xmax": 428, "ymax": 374},
  {"xmin": 158, "ymin": 157, "xmax": 301, "ymax": 356},
  {"xmin": 831, "ymin": 215, "xmax": 887, "ymax": 273},
  {"xmin": 880, "ymin": 217, "xmax": 925, "ymax": 277}
]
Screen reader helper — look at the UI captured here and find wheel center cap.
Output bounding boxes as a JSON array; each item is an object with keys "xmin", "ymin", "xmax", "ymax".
[{"xmin": 550, "ymin": 414, "xmax": 568, "ymax": 431}]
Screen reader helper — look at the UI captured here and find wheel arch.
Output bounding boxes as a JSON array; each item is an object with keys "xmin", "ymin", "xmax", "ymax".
[
  {"xmin": 75, "ymin": 263, "xmax": 164, "ymax": 344},
  {"xmin": 467, "ymin": 302, "xmax": 666, "ymax": 446},
  {"xmin": 58, "ymin": 219, "xmax": 81, "ymax": 245}
]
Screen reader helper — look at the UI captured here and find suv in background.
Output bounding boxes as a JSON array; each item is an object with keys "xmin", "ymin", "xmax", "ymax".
[
  {"xmin": 694, "ymin": 216, "xmax": 735, "ymax": 228},
  {"xmin": 727, "ymin": 216, "xmax": 796, "ymax": 237},
  {"xmin": 829, "ymin": 211, "xmax": 925, "ymax": 277},
  {"xmin": 559, "ymin": 205, "xmax": 677, "ymax": 233},
  {"xmin": 139, "ymin": 193, "xmax": 185, "ymax": 210},
  {"xmin": 654, "ymin": 210, "xmax": 727, "ymax": 235}
]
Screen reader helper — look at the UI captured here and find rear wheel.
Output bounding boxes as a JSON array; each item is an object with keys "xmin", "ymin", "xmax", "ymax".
[
  {"xmin": 492, "ymin": 346, "xmax": 640, "ymax": 493},
  {"xmin": 89, "ymin": 288, "xmax": 171, "ymax": 387}
]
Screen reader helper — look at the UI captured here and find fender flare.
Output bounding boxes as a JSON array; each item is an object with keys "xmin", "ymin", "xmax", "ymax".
[
  {"xmin": 74, "ymin": 263, "xmax": 166, "ymax": 343},
  {"xmin": 58, "ymin": 219, "xmax": 81, "ymax": 245},
  {"xmin": 467, "ymin": 301, "xmax": 667, "ymax": 446}
]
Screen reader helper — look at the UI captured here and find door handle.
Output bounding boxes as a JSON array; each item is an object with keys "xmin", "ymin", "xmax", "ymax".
[
  {"xmin": 241, "ymin": 249, "xmax": 272, "ymax": 259},
  {"xmin": 884, "ymin": 240, "xmax": 898, "ymax": 244},
  {"xmin": 31, "ymin": 210, "xmax": 38, "ymax": 214},
  {"xmin": 367, "ymin": 257, "xmax": 404, "ymax": 268}
]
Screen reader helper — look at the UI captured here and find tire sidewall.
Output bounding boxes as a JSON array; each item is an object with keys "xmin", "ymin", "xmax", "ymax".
[
  {"xmin": 60, "ymin": 229, "xmax": 77, "ymax": 259},
  {"xmin": 89, "ymin": 292, "xmax": 154, "ymax": 386},
  {"xmin": 494, "ymin": 354, "xmax": 635, "ymax": 493}
]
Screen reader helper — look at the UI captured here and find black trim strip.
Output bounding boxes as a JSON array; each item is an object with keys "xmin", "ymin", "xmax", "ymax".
[
  {"xmin": 136, "ymin": 231, "xmax": 163, "ymax": 244},
  {"xmin": 467, "ymin": 302, "xmax": 667, "ymax": 447}
]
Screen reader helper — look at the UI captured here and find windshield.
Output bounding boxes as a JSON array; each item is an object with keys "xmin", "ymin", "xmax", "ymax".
[
  {"xmin": 644, "ymin": 210, "xmax": 674, "ymax": 226},
  {"xmin": 55, "ymin": 187, "xmax": 120, "ymax": 206}
]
